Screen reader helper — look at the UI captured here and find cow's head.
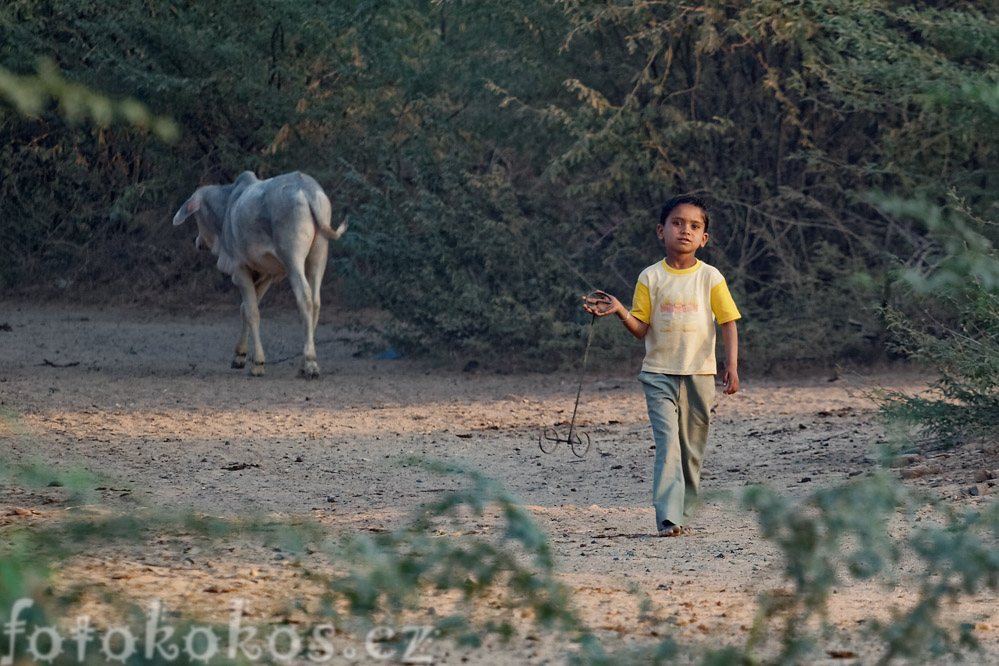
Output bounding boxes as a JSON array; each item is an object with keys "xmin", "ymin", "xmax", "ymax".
[{"xmin": 173, "ymin": 185, "xmax": 230, "ymax": 256}]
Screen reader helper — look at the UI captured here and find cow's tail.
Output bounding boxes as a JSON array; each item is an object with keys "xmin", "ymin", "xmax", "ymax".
[
  {"xmin": 306, "ymin": 187, "xmax": 348, "ymax": 240},
  {"xmin": 320, "ymin": 214, "xmax": 349, "ymax": 240}
]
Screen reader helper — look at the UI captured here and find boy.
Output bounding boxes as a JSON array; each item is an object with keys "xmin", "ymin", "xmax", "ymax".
[{"xmin": 583, "ymin": 196, "xmax": 740, "ymax": 537}]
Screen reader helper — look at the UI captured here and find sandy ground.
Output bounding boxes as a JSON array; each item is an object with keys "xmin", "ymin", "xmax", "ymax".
[{"xmin": 1, "ymin": 302, "xmax": 998, "ymax": 665}]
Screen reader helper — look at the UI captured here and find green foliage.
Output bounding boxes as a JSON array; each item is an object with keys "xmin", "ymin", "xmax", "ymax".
[
  {"xmin": 864, "ymin": 56, "xmax": 999, "ymax": 447},
  {"xmin": 746, "ymin": 472, "xmax": 908, "ymax": 609},
  {"xmin": 879, "ymin": 287, "xmax": 999, "ymax": 447},
  {"xmin": 318, "ymin": 0, "xmax": 594, "ymax": 364},
  {"xmin": 0, "ymin": 0, "xmax": 593, "ymax": 364},
  {"xmin": 874, "ymin": 196, "xmax": 999, "ymax": 447},
  {"xmin": 739, "ymin": 476, "xmax": 999, "ymax": 666},
  {"xmin": 332, "ymin": 0, "xmax": 999, "ymax": 366},
  {"xmin": 3, "ymin": 0, "xmax": 997, "ymax": 368},
  {"xmin": 539, "ymin": 0, "xmax": 999, "ymax": 368},
  {"xmin": 337, "ymin": 164, "xmax": 590, "ymax": 365},
  {"xmin": 0, "ymin": 60, "xmax": 177, "ymax": 140}
]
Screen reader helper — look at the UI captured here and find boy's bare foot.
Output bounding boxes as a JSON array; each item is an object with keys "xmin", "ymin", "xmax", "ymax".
[{"xmin": 658, "ymin": 520, "xmax": 684, "ymax": 537}]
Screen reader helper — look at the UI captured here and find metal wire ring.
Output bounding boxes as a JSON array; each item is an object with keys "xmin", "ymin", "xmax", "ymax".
[
  {"xmin": 569, "ymin": 431, "xmax": 591, "ymax": 458},
  {"xmin": 538, "ymin": 427, "xmax": 561, "ymax": 454}
]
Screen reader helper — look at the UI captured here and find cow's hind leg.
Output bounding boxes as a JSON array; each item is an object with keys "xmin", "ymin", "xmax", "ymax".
[
  {"xmin": 287, "ymin": 266, "xmax": 319, "ymax": 379},
  {"xmin": 307, "ymin": 242, "xmax": 328, "ymax": 330},
  {"xmin": 232, "ymin": 268, "xmax": 268, "ymax": 376},
  {"xmin": 232, "ymin": 307, "xmax": 250, "ymax": 369},
  {"xmin": 296, "ymin": 240, "xmax": 329, "ymax": 379}
]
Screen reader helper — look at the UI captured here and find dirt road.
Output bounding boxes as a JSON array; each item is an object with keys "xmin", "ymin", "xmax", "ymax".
[{"xmin": 1, "ymin": 303, "xmax": 997, "ymax": 664}]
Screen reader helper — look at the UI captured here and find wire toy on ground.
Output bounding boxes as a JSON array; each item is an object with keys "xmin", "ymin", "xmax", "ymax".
[{"xmin": 538, "ymin": 291, "xmax": 613, "ymax": 458}]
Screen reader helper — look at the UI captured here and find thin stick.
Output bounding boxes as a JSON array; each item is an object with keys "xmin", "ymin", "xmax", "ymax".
[{"xmin": 566, "ymin": 311, "xmax": 597, "ymax": 443}]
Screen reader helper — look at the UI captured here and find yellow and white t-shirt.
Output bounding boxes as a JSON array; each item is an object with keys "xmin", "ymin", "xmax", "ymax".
[{"xmin": 630, "ymin": 259, "xmax": 741, "ymax": 375}]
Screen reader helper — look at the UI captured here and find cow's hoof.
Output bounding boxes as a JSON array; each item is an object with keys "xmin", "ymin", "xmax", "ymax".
[
  {"xmin": 299, "ymin": 360, "xmax": 320, "ymax": 379},
  {"xmin": 249, "ymin": 362, "xmax": 266, "ymax": 377},
  {"xmin": 231, "ymin": 357, "xmax": 247, "ymax": 369}
]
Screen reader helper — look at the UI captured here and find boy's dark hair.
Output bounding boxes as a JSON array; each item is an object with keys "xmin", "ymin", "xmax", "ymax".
[{"xmin": 659, "ymin": 195, "xmax": 710, "ymax": 232}]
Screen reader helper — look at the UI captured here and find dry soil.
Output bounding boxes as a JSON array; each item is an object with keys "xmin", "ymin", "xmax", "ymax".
[{"xmin": 1, "ymin": 303, "xmax": 997, "ymax": 665}]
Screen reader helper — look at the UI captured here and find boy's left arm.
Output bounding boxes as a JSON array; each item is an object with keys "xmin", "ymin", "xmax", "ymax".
[{"xmin": 720, "ymin": 320, "xmax": 739, "ymax": 394}]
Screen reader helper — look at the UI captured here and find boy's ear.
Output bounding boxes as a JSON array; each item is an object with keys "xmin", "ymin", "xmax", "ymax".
[{"xmin": 701, "ymin": 232, "xmax": 709, "ymax": 247}]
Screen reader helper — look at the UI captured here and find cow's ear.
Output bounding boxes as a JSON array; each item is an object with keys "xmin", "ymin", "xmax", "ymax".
[{"xmin": 173, "ymin": 194, "xmax": 201, "ymax": 226}]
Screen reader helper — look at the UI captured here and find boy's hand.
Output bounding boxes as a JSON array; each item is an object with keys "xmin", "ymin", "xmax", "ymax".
[
  {"xmin": 584, "ymin": 289, "xmax": 649, "ymax": 340},
  {"xmin": 723, "ymin": 367, "xmax": 740, "ymax": 394},
  {"xmin": 582, "ymin": 290, "xmax": 621, "ymax": 317}
]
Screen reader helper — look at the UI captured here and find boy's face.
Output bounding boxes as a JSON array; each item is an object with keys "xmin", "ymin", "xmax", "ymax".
[{"xmin": 657, "ymin": 203, "xmax": 708, "ymax": 257}]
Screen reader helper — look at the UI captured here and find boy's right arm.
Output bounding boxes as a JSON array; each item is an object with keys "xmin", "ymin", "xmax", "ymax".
[
  {"xmin": 720, "ymin": 319, "xmax": 739, "ymax": 394},
  {"xmin": 582, "ymin": 291, "xmax": 649, "ymax": 339}
]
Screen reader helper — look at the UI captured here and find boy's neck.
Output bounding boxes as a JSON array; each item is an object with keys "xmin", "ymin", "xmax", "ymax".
[{"xmin": 664, "ymin": 253, "xmax": 698, "ymax": 270}]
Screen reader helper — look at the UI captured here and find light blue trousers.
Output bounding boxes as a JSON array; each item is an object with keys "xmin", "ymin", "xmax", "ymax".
[{"xmin": 639, "ymin": 372, "xmax": 715, "ymax": 529}]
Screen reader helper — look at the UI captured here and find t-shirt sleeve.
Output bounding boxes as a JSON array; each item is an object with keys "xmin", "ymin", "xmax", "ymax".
[
  {"xmin": 630, "ymin": 280, "xmax": 651, "ymax": 324},
  {"xmin": 710, "ymin": 279, "xmax": 741, "ymax": 324}
]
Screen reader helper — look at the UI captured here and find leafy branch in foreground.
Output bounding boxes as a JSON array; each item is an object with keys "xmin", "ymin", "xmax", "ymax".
[
  {"xmin": 741, "ymin": 474, "xmax": 999, "ymax": 666},
  {"xmin": 0, "ymin": 453, "xmax": 588, "ymax": 661},
  {"xmin": 320, "ymin": 462, "xmax": 581, "ymax": 644},
  {"xmin": 0, "ymin": 59, "xmax": 178, "ymax": 142},
  {"xmin": 564, "ymin": 472, "xmax": 999, "ymax": 666},
  {"xmin": 3, "ymin": 432, "xmax": 998, "ymax": 665}
]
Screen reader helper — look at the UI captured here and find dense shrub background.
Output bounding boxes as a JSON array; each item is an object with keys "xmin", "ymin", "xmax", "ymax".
[
  {"xmin": 2, "ymin": 4, "xmax": 999, "ymax": 661},
  {"xmin": 2, "ymin": 0, "xmax": 998, "ymax": 370}
]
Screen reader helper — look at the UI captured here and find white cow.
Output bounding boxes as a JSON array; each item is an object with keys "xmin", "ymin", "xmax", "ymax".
[{"xmin": 173, "ymin": 171, "xmax": 347, "ymax": 378}]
